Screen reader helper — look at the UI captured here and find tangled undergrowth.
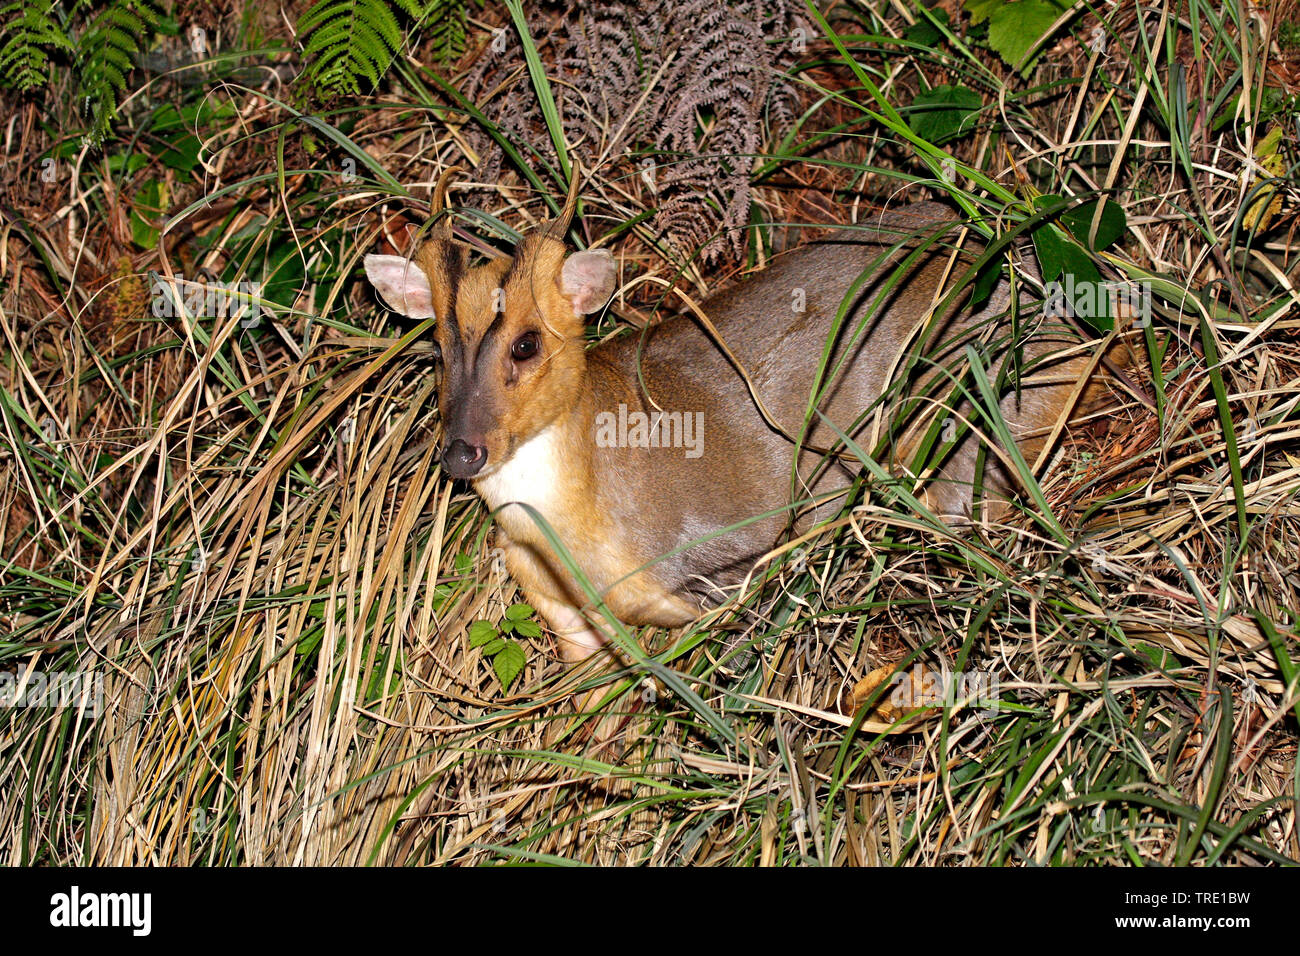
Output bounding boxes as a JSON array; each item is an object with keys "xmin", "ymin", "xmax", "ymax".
[{"xmin": 1, "ymin": 0, "xmax": 1298, "ymax": 864}]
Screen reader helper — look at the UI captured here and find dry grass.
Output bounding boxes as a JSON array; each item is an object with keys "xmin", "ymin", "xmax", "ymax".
[{"xmin": 1, "ymin": 0, "xmax": 1299, "ymax": 865}]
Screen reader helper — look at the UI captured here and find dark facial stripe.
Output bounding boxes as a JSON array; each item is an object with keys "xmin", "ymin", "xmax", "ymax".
[
  {"xmin": 475, "ymin": 310, "xmax": 505, "ymax": 367},
  {"xmin": 499, "ymin": 247, "xmax": 519, "ymax": 292},
  {"xmin": 441, "ymin": 242, "xmax": 466, "ymax": 368},
  {"xmin": 498, "ymin": 233, "xmax": 544, "ymax": 299},
  {"xmin": 445, "ymin": 310, "xmax": 465, "ymax": 369}
]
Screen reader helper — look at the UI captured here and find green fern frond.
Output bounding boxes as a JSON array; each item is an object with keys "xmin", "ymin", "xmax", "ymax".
[
  {"xmin": 0, "ymin": 0, "xmax": 74, "ymax": 92},
  {"xmin": 300, "ymin": 0, "xmax": 405, "ymax": 98},
  {"xmin": 72, "ymin": 0, "xmax": 160, "ymax": 146},
  {"xmin": 423, "ymin": 0, "xmax": 470, "ymax": 63},
  {"xmin": 298, "ymin": 0, "xmax": 471, "ymax": 98}
]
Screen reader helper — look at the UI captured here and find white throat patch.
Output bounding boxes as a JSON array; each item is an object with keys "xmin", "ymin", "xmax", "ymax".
[{"xmin": 473, "ymin": 425, "xmax": 562, "ymax": 516}]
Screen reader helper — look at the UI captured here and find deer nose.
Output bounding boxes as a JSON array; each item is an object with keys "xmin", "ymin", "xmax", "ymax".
[{"xmin": 442, "ymin": 439, "xmax": 488, "ymax": 478}]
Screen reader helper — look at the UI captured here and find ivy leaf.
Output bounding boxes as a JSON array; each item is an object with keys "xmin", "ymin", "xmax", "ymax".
[
  {"xmin": 494, "ymin": 640, "xmax": 526, "ymax": 690},
  {"xmin": 988, "ymin": 0, "xmax": 1065, "ymax": 75},
  {"xmin": 909, "ymin": 84, "xmax": 983, "ymax": 144},
  {"xmin": 468, "ymin": 619, "xmax": 498, "ymax": 648}
]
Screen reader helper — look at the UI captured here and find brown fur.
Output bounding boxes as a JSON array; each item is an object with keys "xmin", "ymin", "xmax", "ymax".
[{"xmin": 371, "ymin": 203, "xmax": 1127, "ymax": 661}]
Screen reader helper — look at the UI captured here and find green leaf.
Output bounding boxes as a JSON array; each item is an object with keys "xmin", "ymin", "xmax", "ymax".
[
  {"xmin": 468, "ymin": 619, "xmax": 498, "ymax": 648},
  {"xmin": 1058, "ymin": 243, "xmax": 1111, "ymax": 332},
  {"xmin": 1061, "ymin": 200, "xmax": 1126, "ymax": 252},
  {"xmin": 1058, "ymin": 240, "xmax": 1101, "ymax": 287},
  {"xmin": 130, "ymin": 179, "xmax": 165, "ymax": 249},
  {"xmin": 1037, "ymin": 226, "xmax": 1112, "ymax": 333},
  {"xmin": 964, "ymin": 0, "xmax": 1002, "ymax": 25},
  {"xmin": 260, "ymin": 241, "xmax": 307, "ymax": 313},
  {"xmin": 970, "ymin": 258, "xmax": 1003, "ymax": 309},
  {"xmin": 904, "ymin": 10, "xmax": 949, "ymax": 46},
  {"xmin": 987, "ymin": 0, "xmax": 1064, "ymax": 75},
  {"xmin": 1133, "ymin": 642, "xmax": 1175, "ymax": 669},
  {"xmin": 504, "ymin": 602, "xmax": 534, "ymax": 621},
  {"xmin": 1031, "ymin": 222, "xmax": 1067, "ymax": 283},
  {"xmin": 512, "ymin": 619, "xmax": 542, "ymax": 638},
  {"xmin": 909, "ymin": 84, "xmax": 983, "ymax": 144},
  {"xmin": 107, "ymin": 150, "xmax": 150, "ymax": 176},
  {"xmin": 160, "ymin": 131, "xmax": 201, "ymax": 173},
  {"xmin": 493, "ymin": 640, "xmax": 526, "ymax": 690}
]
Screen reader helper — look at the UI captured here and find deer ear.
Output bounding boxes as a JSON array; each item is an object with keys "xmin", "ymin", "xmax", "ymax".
[
  {"xmin": 558, "ymin": 249, "xmax": 616, "ymax": 315},
  {"xmin": 364, "ymin": 255, "xmax": 436, "ymax": 318}
]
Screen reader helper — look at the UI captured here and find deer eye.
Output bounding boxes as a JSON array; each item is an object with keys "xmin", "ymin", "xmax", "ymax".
[{"xmin": 510, "ymin": 331, "xmax": 540, "ymax": 362}]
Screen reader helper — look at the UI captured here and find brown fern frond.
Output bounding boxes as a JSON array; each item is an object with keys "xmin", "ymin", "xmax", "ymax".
[{"xmin": 463, "ymin": 0, "xmax": 808, "ymax": 264}]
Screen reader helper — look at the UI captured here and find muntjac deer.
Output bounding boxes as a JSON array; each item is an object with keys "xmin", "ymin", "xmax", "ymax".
[{"xmin": 365, "ymin": 167, "xmax": 1115, "ymax": 675}]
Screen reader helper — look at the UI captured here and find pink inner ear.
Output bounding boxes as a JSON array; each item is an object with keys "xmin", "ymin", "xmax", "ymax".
[
  {"xmin": 560, "ymin": 250, "xmax": 616, "ymax": 315},
  {"xmin": 364, "ymin": 255, "xmax": 435, "ymax": 318}
]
